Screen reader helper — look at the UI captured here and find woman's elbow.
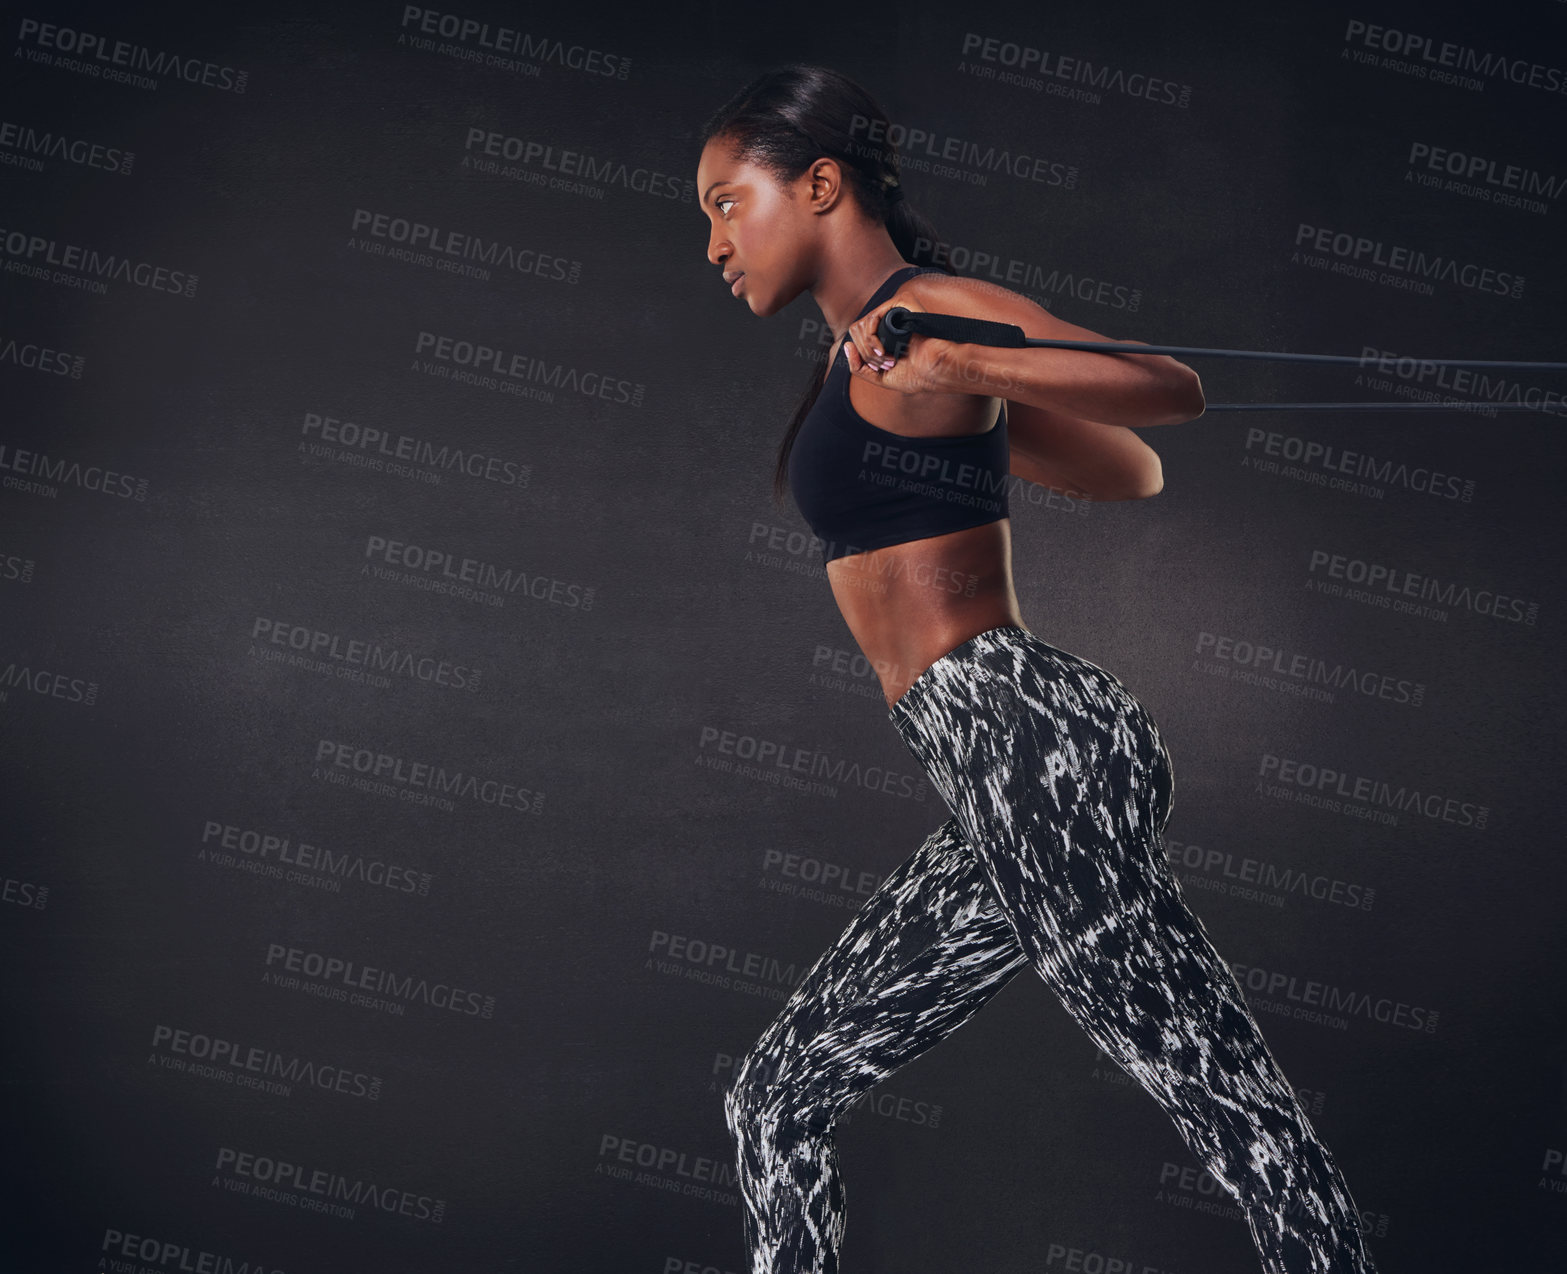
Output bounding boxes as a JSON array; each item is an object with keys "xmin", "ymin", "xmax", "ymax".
[
  {"xmin": 1100, "ymin": 454, "xmax": 1163, "ymax": 501},
  {"xmin": 1130, "ymin": 459, "xmax": 1163, "ymax": 499},
  {"xmin": 1143, "ymin": 364, "xmax": 1204, "ymax": 426},
  {"xmin": 1165, "ymin": 366, "xmax": 1205, "ymax": 424}
]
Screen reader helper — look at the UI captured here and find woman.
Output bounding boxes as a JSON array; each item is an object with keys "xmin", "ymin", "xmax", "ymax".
[{"xmin": 696, "ymin": 65, "xmax": 1378, "ymax": 1274}]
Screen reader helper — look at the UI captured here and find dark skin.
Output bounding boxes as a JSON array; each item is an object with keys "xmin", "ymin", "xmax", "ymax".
[{"xmin": 698, "ymin": 137, "xmax": 1207, "ymax": 708}]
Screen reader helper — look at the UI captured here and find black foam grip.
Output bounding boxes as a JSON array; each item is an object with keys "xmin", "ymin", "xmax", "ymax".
[{"xmin": 875, "ymin": 308, "xmax": 1030, "ymax": 358}]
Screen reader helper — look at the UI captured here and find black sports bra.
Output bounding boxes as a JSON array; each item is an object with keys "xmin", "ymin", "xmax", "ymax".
[{"xmin": 787, "ymin": 264, "xmax": 1010, "ymax": 564}]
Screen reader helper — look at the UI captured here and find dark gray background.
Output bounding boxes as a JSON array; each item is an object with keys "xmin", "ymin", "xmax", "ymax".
[{"xmin": 3, "ymin": 0, "xmax": 1564, "ymax": 1270}]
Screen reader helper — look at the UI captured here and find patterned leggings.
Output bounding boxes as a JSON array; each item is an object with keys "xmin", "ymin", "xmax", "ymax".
[{"xmin": 724, "ymin": 625, "xmax": 1377, "ymax": 1273}]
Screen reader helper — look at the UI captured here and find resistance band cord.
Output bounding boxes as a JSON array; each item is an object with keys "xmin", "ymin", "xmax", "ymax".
[{"xmin": 874, "ymin": 307, "xmax": 1566, "ymax": 413}]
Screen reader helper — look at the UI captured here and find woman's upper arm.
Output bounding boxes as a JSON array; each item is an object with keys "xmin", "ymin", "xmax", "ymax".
[
  {"xmin": 910, "ymin": 275, "xmax": 1203, "ymax": 418},
  {"xmin": 1006, "ymin": 400, "xmax": 1163, "ymax": 500},
  {"xmin": 906, "ymin": 275, "xmax": 1167, "ymax": 498}
]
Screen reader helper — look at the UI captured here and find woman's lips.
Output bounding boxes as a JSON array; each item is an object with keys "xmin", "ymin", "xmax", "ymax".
[{"xmin": 730, "ymin": 273, "xmax": 745, "ymax": 296}]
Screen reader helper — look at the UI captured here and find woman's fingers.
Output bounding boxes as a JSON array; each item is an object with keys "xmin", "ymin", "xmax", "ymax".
[
  {"xmin": 847, "ymin": 318, "xmax": 895, "ymax": 373},
  {"xmin": 844, "ymin": 309, "xmax": 949, "ymax": 395}
]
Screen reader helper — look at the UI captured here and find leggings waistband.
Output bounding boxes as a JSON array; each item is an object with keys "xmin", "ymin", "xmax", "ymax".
[{"xmin": 886, "ymin": 623, "xmax": 1038, "ymax": 734}]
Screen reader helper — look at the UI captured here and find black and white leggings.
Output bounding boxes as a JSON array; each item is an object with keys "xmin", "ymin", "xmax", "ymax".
[{"xmin": 724, "ymin": 625, "xmax": 1377, "ymax": 1274}]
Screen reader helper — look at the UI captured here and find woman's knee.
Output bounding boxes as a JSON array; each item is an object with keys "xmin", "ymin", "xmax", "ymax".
[
  {"xmin": 724, "ymin": 1048, "xmax": 828, "ymax": 1150},
  {"xmin": 724, "ymin": 1047, "xmax": 773, "ymax": 1135},
  {"xmin": 726, "ymin": 1051, "xmax": 800, "ymax": 1129}
]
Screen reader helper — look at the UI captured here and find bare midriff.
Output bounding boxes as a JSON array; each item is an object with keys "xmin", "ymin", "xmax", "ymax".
[{"xmin": 826, "ymin": 518, "xmax": 1028, "ymax": 710}]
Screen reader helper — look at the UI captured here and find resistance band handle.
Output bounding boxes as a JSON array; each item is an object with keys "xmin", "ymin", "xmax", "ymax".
[
  {"xmin": 877, "ymin": 308, "xmax": 1027, "ymax": 358},
  {"xmin": 876, "ymin": 307, "xmax": 1567, "ymax": 370}
]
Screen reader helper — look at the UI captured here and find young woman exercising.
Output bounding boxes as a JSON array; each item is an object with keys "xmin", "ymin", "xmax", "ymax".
[{"xmin": 696, "ymin": 63, "xmax": 1379, "ymax": 1274}]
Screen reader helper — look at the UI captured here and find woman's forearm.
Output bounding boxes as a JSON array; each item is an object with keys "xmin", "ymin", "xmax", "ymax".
[{"xmin": 932, "ymin": 338, "xmax": 1206, "ymax": 428}]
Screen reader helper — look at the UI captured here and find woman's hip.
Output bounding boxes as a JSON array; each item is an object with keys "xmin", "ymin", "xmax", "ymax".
[{"xmin": 887, "ymin": 624, "xmax": 1173, "ymax": 827}]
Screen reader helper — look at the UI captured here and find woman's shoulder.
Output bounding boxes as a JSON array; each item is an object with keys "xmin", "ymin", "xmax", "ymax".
[{"xmin": 903, "ymin": 268, "xmax": 1013, "ymax": 309}]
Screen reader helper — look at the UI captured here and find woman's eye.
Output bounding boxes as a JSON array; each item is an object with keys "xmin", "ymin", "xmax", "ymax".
[{"xmin": 716, "ymin": 197, "xmax": 735, "ymax": 216}]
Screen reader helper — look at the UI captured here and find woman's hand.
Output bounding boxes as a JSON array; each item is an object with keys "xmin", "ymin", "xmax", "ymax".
[{"xmin": 841, "ymin": 289, "xmax": 953, "ymax": 395}]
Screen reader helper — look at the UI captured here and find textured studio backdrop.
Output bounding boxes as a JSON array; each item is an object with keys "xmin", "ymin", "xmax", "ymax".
[{"xmin": 2, "ymin": 1, "xmax": 1564, "ymax": 1271}]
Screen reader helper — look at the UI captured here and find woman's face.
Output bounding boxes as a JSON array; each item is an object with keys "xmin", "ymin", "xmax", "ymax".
[{"xmin": 697, "ymin": 138, "xmax": 815, "ymax": 318}]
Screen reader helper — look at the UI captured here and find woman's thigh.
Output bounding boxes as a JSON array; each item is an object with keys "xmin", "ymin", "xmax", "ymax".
[{"xmin": 731, "ymin": 816, "xmax": 1027, "ymax": 1126}]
